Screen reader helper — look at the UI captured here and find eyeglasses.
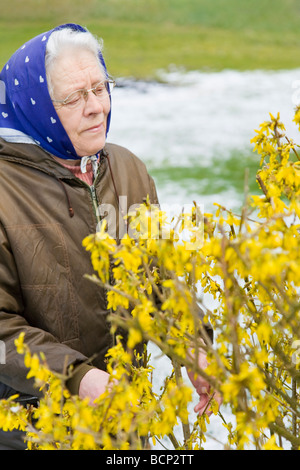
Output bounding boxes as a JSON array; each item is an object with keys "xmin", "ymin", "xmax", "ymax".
[{"xmin": 52, "ymin": 79, "xmax": 116, "ymax": 109}]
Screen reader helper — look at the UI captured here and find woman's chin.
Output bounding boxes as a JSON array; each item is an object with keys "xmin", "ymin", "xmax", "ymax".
[{"xmin": 75, "ymin": 138, "xmax": 106, "ymax": 157}]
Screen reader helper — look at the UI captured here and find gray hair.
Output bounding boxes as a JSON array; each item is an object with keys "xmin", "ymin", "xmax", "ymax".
[{"xmin": 45, "ymin": 27, "xmax": 106, "ymax": 98}]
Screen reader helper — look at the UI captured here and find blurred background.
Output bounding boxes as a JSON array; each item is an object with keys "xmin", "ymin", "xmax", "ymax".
[
  {"xmin": 1, "ymin": 0, "xmax": 300, "ymax": 213},
  {"xmin": 1, "ymin": 0, "xmax": 300, "ymax": 449}
]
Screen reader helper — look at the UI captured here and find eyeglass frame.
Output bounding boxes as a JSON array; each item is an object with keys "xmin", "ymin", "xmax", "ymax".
[{"xmin": 51, "ymin": 78, "xmax": 116, "ymax": 108}]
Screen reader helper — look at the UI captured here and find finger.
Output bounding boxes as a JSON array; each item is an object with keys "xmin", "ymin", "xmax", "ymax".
[
  {"xmin": 195, "ymin": 390, "xmax": 222, "ymax": 416},
  {"xmin": 194, "ymin": 394, "xmax": 210, "ymax": 413},
  {"xmin": 196, "ymin": 384, "xmax": 210, "ymax": 396},
  {"xmin": 197, "ymin": 393, "xmax": 209, "ymax": 407},
  {"xmin": 194, "ymin": 401, "xmax": 213, "ymax": 416}
]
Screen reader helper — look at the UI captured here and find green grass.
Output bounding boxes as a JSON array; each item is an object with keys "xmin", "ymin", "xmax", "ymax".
[
  {"xmin": 1, "ymin": 0, "xmax": 300, "ymax": 78},
  {"xmin": 149, "ymin": 151, "xmax": 261, "ymax": 200}
]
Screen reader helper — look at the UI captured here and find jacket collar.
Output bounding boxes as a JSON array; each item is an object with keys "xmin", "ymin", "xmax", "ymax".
[{"xmin": 0, "ymin": 137, "xmax": 107, "ymax": 181}]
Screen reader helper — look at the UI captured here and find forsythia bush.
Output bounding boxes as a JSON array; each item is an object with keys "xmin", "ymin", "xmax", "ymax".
[{"xmin": 1, "ymin": 110, "xmax": 300, "ymax": 450}]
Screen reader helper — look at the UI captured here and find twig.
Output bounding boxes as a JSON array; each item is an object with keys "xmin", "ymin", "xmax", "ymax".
[
  {"xmin": 285, "ymin": 136, "xmax": 300, "ymax": 161},
  {"xmin": 172, "ymin": 359, "xmax": 191, "ymax": 445},
  {"xmin": 256, "ymin": 174, "xmax": 271, "ymax": 202}
]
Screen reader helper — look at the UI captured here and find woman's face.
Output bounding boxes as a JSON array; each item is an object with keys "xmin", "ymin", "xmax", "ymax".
[{"xmin": 50, "ymin": 49, "xmax": 110, "ymax": 157}]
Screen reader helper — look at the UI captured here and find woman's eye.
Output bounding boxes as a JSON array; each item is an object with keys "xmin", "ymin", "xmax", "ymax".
[
  {"xmin": 95, "ymin": 85, "xmax": 105, "ymax": 95},
  {"xmin": 66, "ymin": 94, "xmax": 81, "ymax": 106}
]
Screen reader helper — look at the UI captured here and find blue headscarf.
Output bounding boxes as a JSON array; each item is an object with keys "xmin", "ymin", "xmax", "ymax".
[{"xmin": 0, "ymin": 23, "xmax": 111, "ymax": 160}]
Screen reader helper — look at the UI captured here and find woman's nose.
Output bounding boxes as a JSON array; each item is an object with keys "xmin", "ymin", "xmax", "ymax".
[{"xmin": 83, "ymin": 91, "xmax": 104, "ymax": 115}]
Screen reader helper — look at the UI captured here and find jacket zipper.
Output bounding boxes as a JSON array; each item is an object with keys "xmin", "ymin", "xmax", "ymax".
[
  {"xmin": 88, "ymin": 183, "xmax": 112, "ymax": 317},
  {"xmin": 89, "ymin": 184, "xmax": 102, "ymax": 229}
]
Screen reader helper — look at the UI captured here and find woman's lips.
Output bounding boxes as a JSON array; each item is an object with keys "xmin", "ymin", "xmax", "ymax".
[{"xmin": 84, "ymin": 123, "xmax": 104, "ymax": 133}]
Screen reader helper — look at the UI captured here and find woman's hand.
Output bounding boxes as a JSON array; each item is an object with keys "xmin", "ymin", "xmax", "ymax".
[
  {"xmin": 186, "ymin": 347, "xmax": 222, "ymax": 416},
  {"xmin": 79, "ymin": 368, "xmax": 112, "ymax": 405}
]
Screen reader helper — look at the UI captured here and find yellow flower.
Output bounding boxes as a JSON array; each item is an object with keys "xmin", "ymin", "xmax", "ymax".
[{"xmin": 262, "ymin": 435, "xmax": 283, "ymax": 450}]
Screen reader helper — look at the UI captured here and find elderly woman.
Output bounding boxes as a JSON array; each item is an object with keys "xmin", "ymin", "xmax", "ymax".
[{"xmin": 0, "ymin": 24, "xmax": 216, "ymax": 449}]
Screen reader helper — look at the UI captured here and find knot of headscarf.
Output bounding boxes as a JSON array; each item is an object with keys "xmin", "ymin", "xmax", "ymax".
[
  {"xmin": 0, "ymin": 23, "xmax": 111, "ymax": 161},
  {"xmin": 80, "ymin": 155, "xmax": 99, "ymax": 177}
]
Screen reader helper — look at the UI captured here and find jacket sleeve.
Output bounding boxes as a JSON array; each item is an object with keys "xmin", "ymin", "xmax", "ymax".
[
  {"xmin": 0, "ymin": 223, "xmax": 88, "ymax": 398},
  {"xmin": 149, "ymin": 174, "xmax": 159, "ymax": 206}
]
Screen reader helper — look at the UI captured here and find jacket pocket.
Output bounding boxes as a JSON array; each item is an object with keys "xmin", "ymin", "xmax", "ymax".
[{"xmin": 5, "ymin": 223, "xmax": 80, "ymax": 343}]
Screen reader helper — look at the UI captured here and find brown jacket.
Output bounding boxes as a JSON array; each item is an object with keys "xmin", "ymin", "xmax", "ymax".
[{"xmin": 0, "ymin": 138, "xmax": 158, "ymax": 398}]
